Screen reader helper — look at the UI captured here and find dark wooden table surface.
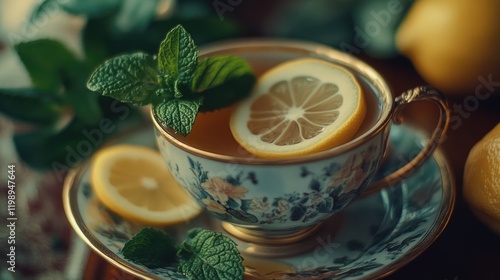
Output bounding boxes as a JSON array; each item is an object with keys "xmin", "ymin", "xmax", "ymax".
[{"xmin": 81, "ymin": 54, "xmax": 500, "ymax": 280}]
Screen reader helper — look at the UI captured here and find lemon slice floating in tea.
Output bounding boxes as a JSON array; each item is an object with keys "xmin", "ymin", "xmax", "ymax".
[
  {"xmin": 230, "ymin": 58, "xmax": 366, "ymax": 158},
  {"xmin": 90, "ymin": 145, "xmax": 201, "ymax": 226}
]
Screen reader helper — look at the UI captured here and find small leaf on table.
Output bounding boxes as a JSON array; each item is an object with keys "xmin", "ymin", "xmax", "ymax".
[
  {"xmin": 121, "ymin": 227, "xmax": 178, "ymax": 268},
  {"xmin": 177, "ymin": 228, "xmax": 244, "ymax": 280}
]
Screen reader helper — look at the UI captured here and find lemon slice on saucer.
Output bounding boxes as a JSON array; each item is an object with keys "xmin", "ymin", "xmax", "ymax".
[
  {"xmin": 230, "ymin": 58, "xmax": 366, "ymax": 158},
  {"xmin": 90, "ymin": 145, "xmax": 201, "ymax": 226}
]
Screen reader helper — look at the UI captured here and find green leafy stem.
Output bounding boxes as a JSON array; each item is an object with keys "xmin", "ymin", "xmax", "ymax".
[{"xmin": 87, "ymin": 25, "xmax": 255, "ymax": 135}]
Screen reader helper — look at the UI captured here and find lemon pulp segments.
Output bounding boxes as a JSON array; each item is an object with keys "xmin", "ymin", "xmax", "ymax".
[{"xmin": 230, "ymin": 58, "xmax": 366, "ymax": 158}]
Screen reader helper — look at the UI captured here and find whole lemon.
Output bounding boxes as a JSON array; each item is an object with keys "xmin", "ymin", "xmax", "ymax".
[
  {"xmin": 396, "ymin": 0, "xmax": 500, "ymax": 95},
  {"xmin": 463, "ymin": 123, "xmax": 500, "ymax": 235}
]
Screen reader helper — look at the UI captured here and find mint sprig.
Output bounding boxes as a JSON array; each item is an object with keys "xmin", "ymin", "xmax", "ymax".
[
  {"xmin": 121, "ymin": 227, "xmax": 244, "ymax": 280},
  {"xmin": 87, "ymin": 25, "xmax": 255, "ymax": 135}
]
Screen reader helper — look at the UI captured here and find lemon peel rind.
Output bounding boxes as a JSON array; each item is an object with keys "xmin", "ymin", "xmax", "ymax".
[{"xmin": 463, "ymin": 123, "xmax": 500, "ymax": 235}]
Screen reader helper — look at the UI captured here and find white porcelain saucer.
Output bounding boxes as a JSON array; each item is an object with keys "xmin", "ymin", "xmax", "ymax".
[{"xmin": 63, "ymin": 124, "xmax": 455, "ymax": 280}]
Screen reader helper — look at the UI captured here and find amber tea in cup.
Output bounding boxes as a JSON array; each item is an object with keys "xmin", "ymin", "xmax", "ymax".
[{"xmin": 179, "ymin": 69, "xmax": 381, "ymax": 159}]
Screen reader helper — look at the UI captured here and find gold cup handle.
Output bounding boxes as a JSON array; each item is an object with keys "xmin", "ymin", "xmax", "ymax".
[{"xmin": 360, "ymin": 86, "xmax": 451, "ymax": 198}]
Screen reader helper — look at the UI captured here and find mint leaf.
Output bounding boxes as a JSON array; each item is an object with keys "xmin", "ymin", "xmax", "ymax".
[
  {"xmin": 60, "ymin": 70, "xmax": 103, "ymax": 125},
  {"xmin": 87, "ymin": 52, "xmax": 159, "ymax": 106},
  {"xmin": 154, "ymin": 98, "xmax": 201, "ymax": 136},
  {"xmin": 65, "ymin": 88, "xmax": 102, "ymax": 125},
  {"xmin": 158, "ymin": 25, "xmax": 198, "ymax": 87},
  {"xmin": 177, "ymin": 228, "xmax": 243, "ymax": 280},
  {"xmin": 198, "ymin": 72, "xmax": 254, "ymax": 111},
  {"xmin": 60, "ymin": 0, "xmax": 120, "ymax": 17},
  {"xmin": 14, "ymin": 118, "xmax": 100, "ymax": 170},
  {"xmin": 0, "ymin": 88, "xmax": 62, "ymax": 125},
  {"xmin": 192, "ymin": 55, "xmax": 255, "ymax": 111},
  {"xmin": 13, "ymin": 104, "xmax": 141, "ymax": 171},
  {"xmin": 15, "ymin": 39, "xmax": 80, "ymax": 93},
  {"xmin": 14, "ymin": 126, "xmax": 72, "ymax": 171},
  {"xmin": 121, "ymin": 227, "xmax": 177, "ymax": 269},
  {"xmin": 13, "ymin": 39, "xmax": 104, "ymax": 125},
  {"xmin": 28, "ymin": 0, "xmax": 63, "ymax": 27},
  {"xmin": 110, "ymin": 0, "xmax": 159, "ymax": 34},
  {"xmin": 192, "ymin": 56, "xmax": 252, "ymax": 92},
  {"xmin": 185, "ymin": 228, "xmax": 203, "ymax": 240}
]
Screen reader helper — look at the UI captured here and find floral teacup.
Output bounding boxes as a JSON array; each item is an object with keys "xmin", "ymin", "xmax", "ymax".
[{"xmin": 152, "ymin": 39, "xmax": 449, "ymax": 243}]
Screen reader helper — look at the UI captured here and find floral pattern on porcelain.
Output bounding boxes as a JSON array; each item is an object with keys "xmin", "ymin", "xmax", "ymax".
[{"xmin": 157, "ymin": 133, "xmax": 381, "ymax": 227}]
